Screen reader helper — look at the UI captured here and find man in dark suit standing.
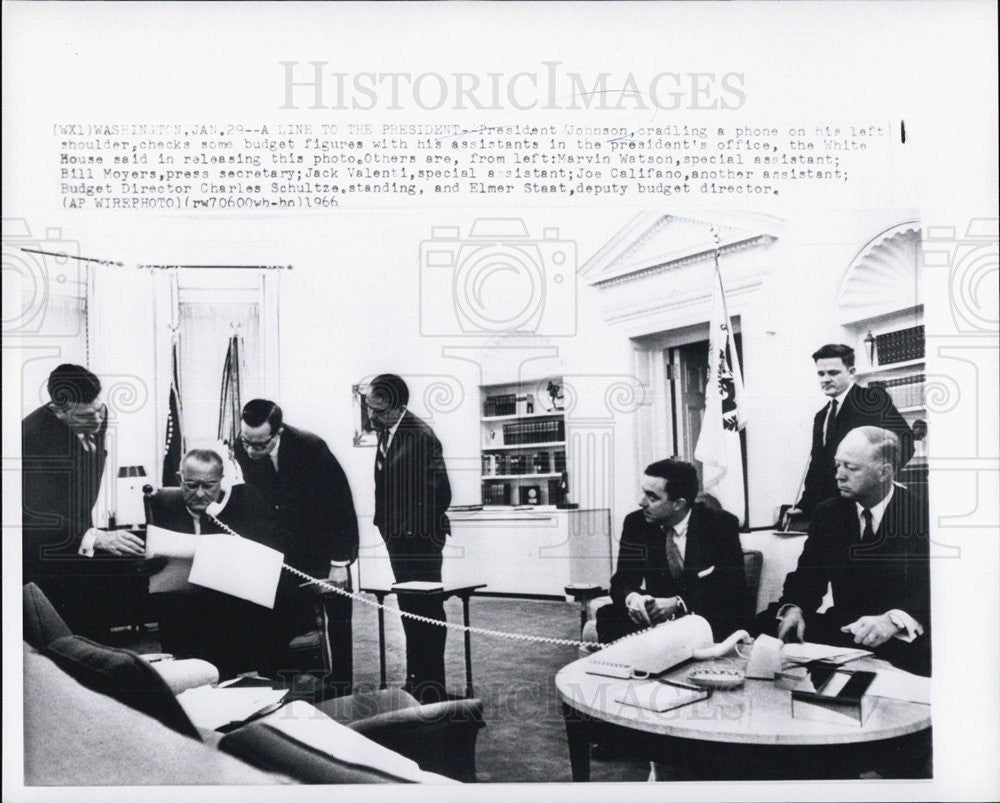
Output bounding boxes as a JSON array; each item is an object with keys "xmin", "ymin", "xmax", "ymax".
[
  {"xmin": 597, "ymin": 458, "xmax": 748, "ymax": 644},
  {"xmin": 147, "ymin": 448, "xmax": 284, "ymax": 678},
  {"xmin": 774, "ymin": 426, "xmax": 930, "ymax": 676},
  {"xmin": 368, "ymin": 374, "xmax": 451, "ymax": 702},
  {"xmin": 786, "ymin": 343, "xmax": 913, "ymax": 524},
  {"xmin": 235, "ymin": 399, "xmax": 359, "ymax": 695},
  {"xmin": 22, "ymin": 364, "xmax": 145, "ymax": 638}
]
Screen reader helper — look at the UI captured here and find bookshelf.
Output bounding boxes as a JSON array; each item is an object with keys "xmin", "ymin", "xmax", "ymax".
[
  {"xmin": 848, "ymin": 314, "xmax": 927, "ymax": 489},
  {"xmin": 480, "ymin": 377, "xmax": 569, "ymax": 508},
  {"xmin": 852, "ymin": 321, "xmax": 925, "ymax": 421}
]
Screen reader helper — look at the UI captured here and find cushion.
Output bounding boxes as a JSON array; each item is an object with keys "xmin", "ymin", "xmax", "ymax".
[
  {"xmin": 22, "ymin": 582, "xmax": 72, "ymax": 649},
  {"xmin": 41, "ymin": 635, "xmax": 200, "ymax": 739}
]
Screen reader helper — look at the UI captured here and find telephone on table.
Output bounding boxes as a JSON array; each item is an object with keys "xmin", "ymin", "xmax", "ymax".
[{"xmin": 583, "ymin": 614, "xmax": 750, "ymax": 680}]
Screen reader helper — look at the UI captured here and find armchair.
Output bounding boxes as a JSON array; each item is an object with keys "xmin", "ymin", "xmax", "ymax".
[{"xmin": 316, "ymin": 687, "xmax": 485, "ymax": 782}]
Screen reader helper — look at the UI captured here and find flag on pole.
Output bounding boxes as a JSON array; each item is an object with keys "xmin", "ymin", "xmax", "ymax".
[
  {"xmin": 694, "ymin": 241, "xmax": 747, "ymax": 524},
  {"xmin": 161, "ymin": 330, "xmax": 184, "ymax": 487},
  {"xmin": 217, "ymin": 332, "xmax": 244, "ymax": 461}
]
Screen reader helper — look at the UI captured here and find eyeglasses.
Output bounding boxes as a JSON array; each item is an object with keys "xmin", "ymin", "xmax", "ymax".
[
  {"xmin": 181, "ymin": 480, "xmax": 221, "ymax": 492},
  {"xmin": 240, "ymin": 432, "xmax": 277, "ymax": 449}
]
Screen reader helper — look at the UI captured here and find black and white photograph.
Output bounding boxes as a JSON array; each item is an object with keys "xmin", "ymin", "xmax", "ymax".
[{"xmin": 3, "ymin": 3, "xmax": 998, "ymax": 802}]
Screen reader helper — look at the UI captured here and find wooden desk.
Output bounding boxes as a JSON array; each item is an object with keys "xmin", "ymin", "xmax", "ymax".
[
  {"xmin": 556, "ymin": 653, "xmax": 931, "ymax": 781},
  {"xmin": 361, "ymin": 583, "xmax": 487, "ymax": 698}
]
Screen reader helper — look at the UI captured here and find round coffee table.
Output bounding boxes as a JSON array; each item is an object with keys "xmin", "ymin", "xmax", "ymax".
[{"xmin": 555, "ymin": 653, "xmax": 930, "ymax": 780}]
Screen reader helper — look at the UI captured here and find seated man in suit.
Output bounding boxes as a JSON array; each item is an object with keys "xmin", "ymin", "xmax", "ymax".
[
  {"xmin": 597, "ymin": 458, "xmax": 748, "ymax": 644},
  {"xmin": 773, "ymin": 426, "xmax": 930, "ymax": 676},
  {"xmin": 148, "ymin": 448, "xmax": 286, "ymax": 678}
]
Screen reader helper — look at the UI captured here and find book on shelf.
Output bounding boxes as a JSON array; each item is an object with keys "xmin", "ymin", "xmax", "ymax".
[
  {"xmin": 501, "ymin": 418, "xmax": 565, "ymax": 445},
  {"xmin": 875, "ymin": 325, "xmax": 924, "ymax": 365},
  {"xmin": 484, "ymin": 393, "xmax": 517, "ymax": 417},
  {"xmin": 483, "ymin": 481, "xmax": 511, "ymax": 506},
  {"xmin": 868, "ymin": 373, "xmax": 924, "ymax": 409}
]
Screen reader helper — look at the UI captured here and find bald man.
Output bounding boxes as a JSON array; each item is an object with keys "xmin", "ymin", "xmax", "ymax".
[{"xmin": 775, "ymin": 426, "xmax": 930, "ymax": 676}]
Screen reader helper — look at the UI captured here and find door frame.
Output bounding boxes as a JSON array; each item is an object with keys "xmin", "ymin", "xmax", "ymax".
[{"xmin": 630, "ymin": 317, "xmax": 742, "ymax": 483}]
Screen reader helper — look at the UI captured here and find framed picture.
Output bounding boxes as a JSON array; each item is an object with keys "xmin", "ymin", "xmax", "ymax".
[{"xmin": 352, "ymin": 383, "xmax": 377, "ymax": 447}]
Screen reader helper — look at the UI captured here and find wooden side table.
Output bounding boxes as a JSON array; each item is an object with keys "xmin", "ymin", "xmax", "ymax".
[{"xmin": 362, "ymin": 583, "xmax": 487, "ymax": 698}]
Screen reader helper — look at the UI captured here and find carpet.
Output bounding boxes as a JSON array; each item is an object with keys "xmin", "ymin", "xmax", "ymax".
[{"xmin": 350, "ymin": 594, "xmax": 649, "ymax": 783}]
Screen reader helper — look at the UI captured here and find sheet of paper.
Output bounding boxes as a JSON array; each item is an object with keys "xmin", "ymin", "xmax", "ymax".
[
  {"xmin": 614, "ymin": 680, "xmax": 708, "ymax": 713},
  {"xmin": 867, "ymin": 669, "xmax": 931, "ymax": 706},
  {"xmin": 175, "ymin": 686, "xmax": 288, "ymax": 731},
  {"xmin": 391, "ymin": 580, "xmax": 445, "ymax": 593},
  {"xmin": 145, "ymin": 526, "xmax": 199, "ymax": 559},
  {"xmin": 781, "ymin": 642, "xmax": 871, "ymax": 665},
  {"xmin": 188, "ymin": 534, "xmax": 283, "ymax": 609}
]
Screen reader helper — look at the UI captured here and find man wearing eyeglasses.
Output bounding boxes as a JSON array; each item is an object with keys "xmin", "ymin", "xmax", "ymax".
[
  {"xmin": 147, "ymin": 448, "xmax": 285, "ymax": 677},
  {"xmin": 22, "ymin": 364, "xmax": 140, "ymax": 637},
  {"xmin": 235, "ymin": 399, "xmax": 359, "ymax": 695}
]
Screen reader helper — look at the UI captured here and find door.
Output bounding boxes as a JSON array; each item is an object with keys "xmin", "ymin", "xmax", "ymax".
[
  {"xmin": 675, "ymin": 340, "xmax": 708, "ymax": 484},
  {"xmin": 669, "ymin": 333, "xmax": 745, "ymax": 493}
]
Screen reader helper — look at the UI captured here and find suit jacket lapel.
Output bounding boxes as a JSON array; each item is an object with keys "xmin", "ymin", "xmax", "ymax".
[
  {"xmin": 834, "ymin": 384, "xmax": 861, "ymax": 443},
  {"xmin": 275, "ymin": 428, "xmax": 293, "ymax": 491},
  {"xmin": 683, "ymin": 505, "xmax": 705, "ymax": 574},
  {"xmin": 385, "ymin": 412, "xmax": 414, "ymax": 470}
]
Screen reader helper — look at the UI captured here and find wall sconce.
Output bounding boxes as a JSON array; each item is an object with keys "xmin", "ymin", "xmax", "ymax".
[{"xmin": 863, "ymin": 330, "xmax": 877, "ymax": 367}]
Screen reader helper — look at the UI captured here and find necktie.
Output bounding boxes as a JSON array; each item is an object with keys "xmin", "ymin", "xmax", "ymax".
[
  {"xmin": 375, "ymin": 429, "xmax": 388, "ymax": 473},
  {"xmin": 823, "ymin": 398, "xmax": 839, "ymax": 446},
  {"xmin": 262, "ymin": 452, "xmax": 278, "ymax": 488},
  {"xmin": 860, "ymin": 508, "xmax": 874, "ymax": 542},
  {"xmin": 664, "ymin": 527, "xmax": 684, "ymax": 580}
]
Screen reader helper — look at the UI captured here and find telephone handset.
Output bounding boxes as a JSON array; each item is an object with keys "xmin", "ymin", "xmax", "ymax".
[
  {"xmin": 205, "ymin": 489, "xmax": 231, "ymax": 520},
  {"xmin": 584, "ymin": 614, "xmax": 752, "ymax": 679}
]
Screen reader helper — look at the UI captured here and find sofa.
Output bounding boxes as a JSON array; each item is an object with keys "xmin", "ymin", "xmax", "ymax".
[{"xmin": 22, "ymin": 583, "xmax": 484, "ymax": 785}]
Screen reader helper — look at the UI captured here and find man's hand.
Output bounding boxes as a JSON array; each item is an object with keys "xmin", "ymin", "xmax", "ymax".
[
  {"xmin": 314, "ymin": 566, "xmax": 351, "ymax": 594},
  {"xmin": 781, "ymin": 507, "xmax": 804, "ymax": 530},
  {"xmin": 93, "ymin": 529, "xmax": 145, "ymax": 556},
  {"xmin": 840, "ymin": 614, "xmax": 899, "ymax": 648},
  {"xmin": 323, "ymin": 565, "xmax": 350, "ymax": 591},
  {"xmin": 625, "ymin": 593, "xmax": 654, "ymax": 626},
  {"xmin": 777, "ymin": 605, "xmax": 806, "ymax": 643},
  {"xmin": 646, "ymin": 596, "xmax": 684, "ymax": 624}
]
